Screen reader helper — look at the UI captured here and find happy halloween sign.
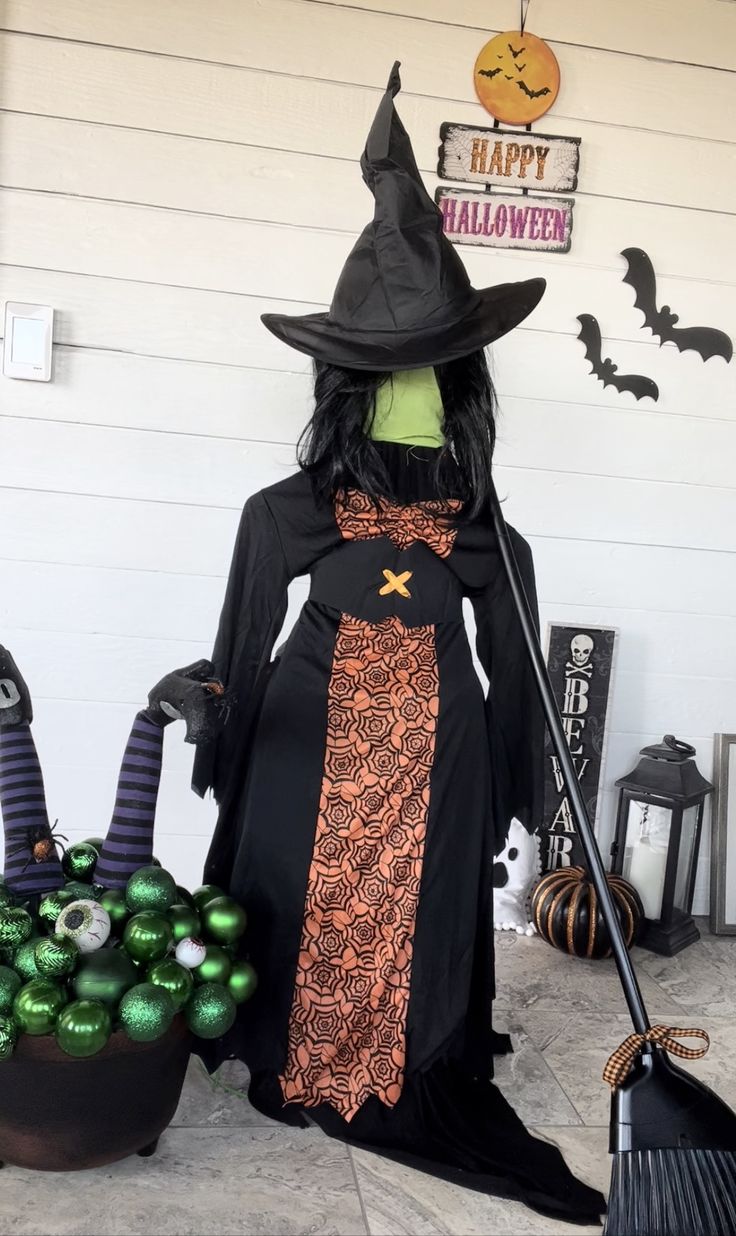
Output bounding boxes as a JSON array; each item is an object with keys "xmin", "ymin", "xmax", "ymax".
[{"xmin": 436, "ymin": 123, "xmax": 579, "ymax": 254}]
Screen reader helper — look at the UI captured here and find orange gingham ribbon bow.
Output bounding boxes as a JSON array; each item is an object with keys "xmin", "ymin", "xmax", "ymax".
[{"xmin": 603, "ymin": 1025, "xmax": 710, "ymax": 1089}]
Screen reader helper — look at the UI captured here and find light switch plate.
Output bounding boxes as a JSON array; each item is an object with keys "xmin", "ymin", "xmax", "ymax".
[{"xmin": 3, "ymin": 302, "xmax": 54, "ymax": 381}]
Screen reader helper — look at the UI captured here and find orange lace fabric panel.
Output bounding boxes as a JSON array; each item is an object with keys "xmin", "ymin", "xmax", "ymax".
[
  {"xmin": 279, "ymin": 613, "xmax": 440, "ymax": 1120},
  {"xmin": 334, "ymin": 489, "xmax": 461, "ymax": 559}
]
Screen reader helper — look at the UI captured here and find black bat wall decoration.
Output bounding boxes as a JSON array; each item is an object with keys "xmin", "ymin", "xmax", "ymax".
[
  {"xmin": 622, "ymin": 247, "xmax": 733, "ymax": 363},
  {"xmin": 576, "ymin": 314, "xmax": 659, "ymax": 402}
]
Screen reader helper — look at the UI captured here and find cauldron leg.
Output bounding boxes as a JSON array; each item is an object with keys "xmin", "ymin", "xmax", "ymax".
[{"xmin": 137, "ymin": 1138, "xmax": 159, "ymax": 1158}]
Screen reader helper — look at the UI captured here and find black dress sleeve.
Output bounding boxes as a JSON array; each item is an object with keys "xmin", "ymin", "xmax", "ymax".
[
  {"xmin": 470, "ymin": 526, "xmax": 545, "ymax": 854},
  {"xmin": 191, "ymin": 490, "xmax": 292, "ymax": 803}
]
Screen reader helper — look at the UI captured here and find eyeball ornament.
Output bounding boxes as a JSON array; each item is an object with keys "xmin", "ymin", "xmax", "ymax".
[
  {"xmin": 174, "ymin": 936, "xmax": 207, "ymax": 970},
  {"xmin": 55, "ymin": 900, "xmax": 111, "ymax": 954}
]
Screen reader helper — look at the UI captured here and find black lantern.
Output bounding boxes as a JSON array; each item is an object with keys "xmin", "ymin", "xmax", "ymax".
[{"xmin": 610, "ymin": 735, "xmax": 713, "ymax": 955}]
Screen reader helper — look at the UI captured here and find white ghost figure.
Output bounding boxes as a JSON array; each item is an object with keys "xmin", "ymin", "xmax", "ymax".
[{"xmin": 493, "ymin": 818, "xmax": 540, "ymax": 936}]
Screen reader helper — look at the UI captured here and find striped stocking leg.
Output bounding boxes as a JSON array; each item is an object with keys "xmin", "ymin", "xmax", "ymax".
[
  {"xmin": 0, "ymin": 724, "xmax": 64, "ymax": 896},
  {"xmin": 95, "ymin": 712, "xmax": 164, "ymax": 889}
]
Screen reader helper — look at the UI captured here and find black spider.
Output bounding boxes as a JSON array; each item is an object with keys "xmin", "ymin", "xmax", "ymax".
[{"xmin": 5, "ymin": 819, "xmax": 68, "ymax": 874}]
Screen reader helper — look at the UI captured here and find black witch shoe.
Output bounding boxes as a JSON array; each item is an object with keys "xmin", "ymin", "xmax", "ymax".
[
  {"xmin": 144, "ymin": 660, "xmax": 228, "ymax": 744},
  {"xmin": 0, "ymin": 646, "xmax": 33, "ymax": 729}
]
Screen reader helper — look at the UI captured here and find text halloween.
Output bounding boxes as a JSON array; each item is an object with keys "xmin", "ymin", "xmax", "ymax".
[
  {"xmin": 540, "ymin": 625, "xmax": 617, "ymax": 871},
  {"xmin": 435, "ymin": 187, "xmax": 574, "ymax": 253}
]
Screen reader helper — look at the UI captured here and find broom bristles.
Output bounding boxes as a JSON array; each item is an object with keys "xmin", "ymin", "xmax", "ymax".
[{"xmin": 604, "ymin": 1148, "xmax": 736, "ymax": 1236}]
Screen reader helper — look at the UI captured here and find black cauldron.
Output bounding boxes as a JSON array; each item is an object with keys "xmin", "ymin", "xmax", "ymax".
[{"xmin": 0, "ymin": 1015, "xmax": 191, "ymax": 1170}]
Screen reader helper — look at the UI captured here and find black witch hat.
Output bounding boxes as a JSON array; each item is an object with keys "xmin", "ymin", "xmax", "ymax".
[{"xmin": 261, "ymin": 62, "xmax": 545, "ymax": 371}]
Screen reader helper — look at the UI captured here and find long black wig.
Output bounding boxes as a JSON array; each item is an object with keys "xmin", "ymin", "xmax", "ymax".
[{"xmin": 298, "ymin": 348, "xmax": 498, "ymax": 521}]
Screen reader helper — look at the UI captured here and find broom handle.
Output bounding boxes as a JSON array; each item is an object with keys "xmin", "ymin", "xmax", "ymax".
[{"xmin": 490, "ymin": 481, "xmax": 651, "ymax": 1036}]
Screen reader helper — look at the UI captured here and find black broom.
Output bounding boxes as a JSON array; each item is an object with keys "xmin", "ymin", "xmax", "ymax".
[{"xmin": 489, "ymin": 479, "xmax": 736, "ymax": 1236}]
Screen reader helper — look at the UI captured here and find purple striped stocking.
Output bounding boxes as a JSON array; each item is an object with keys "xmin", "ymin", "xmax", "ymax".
[
  {"xmin": 95, "ymin": 711, "xmax": 164, "ymax": 889},
  {"xmin": 0, "ymin": 724, "xmax": 64, "ymax": 896}
]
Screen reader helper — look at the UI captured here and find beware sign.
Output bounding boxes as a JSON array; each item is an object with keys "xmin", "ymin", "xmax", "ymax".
[{"xmin": 438, "ymin": 123, "xmax": 580, "ymax": 193}]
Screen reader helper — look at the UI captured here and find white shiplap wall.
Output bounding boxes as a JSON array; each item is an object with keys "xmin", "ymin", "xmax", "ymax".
[{"xmin": 1, "ymin": 0, "xmax": 735, "ymax": 904}]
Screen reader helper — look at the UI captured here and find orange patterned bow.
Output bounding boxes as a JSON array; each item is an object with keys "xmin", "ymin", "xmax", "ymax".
[{"xmin": 603, "ymin": 1024, "xmax": 710, "ymax": 1089}]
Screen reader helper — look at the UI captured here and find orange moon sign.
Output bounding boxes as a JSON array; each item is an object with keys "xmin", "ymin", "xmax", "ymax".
[{"xmin": 474, "ymin": 31, "xmax": 560, "ymax": 125}]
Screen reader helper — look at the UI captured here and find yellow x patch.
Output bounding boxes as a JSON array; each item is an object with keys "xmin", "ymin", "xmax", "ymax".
[{"xmin": 379, "ymin": 568, "xmax": 413, "ymax": 598}]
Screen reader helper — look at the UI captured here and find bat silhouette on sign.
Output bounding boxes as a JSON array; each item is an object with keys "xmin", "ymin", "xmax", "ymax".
[
  {"xmin": 478, "ymin": 67, "xmax": 502, "ymax": 79},
  {"xmin": 576, "ymin": 314, "xmax": 659, "ymax": 402},
  {"xmin": 517, "ymin": 80, "xmax": 551, "ymax": 98},
  {"xmin": 622, "ymin": 247, "xmax": 733, "ymax": 363},
  {"xmin": 508, "ymin": 43, "xmax": 526, "ymax": 58}
]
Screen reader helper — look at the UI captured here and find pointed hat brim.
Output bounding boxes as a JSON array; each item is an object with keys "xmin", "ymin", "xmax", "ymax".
[{"xmin": 261, "ymin": 276, "xmax": 546, "ymax": 371}]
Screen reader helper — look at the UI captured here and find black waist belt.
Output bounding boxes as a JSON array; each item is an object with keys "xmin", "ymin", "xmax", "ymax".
[{"xmin": 307, "ymin": 538, "xmax": 464, "ymax": 628}]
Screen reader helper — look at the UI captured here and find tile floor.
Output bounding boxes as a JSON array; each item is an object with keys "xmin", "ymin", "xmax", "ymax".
[{"xmin": 1, "ymin": 919, "xmax": 733, "ymax": 1236}]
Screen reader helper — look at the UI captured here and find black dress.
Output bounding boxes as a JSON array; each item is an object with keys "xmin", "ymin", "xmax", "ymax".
[{"xmin": 193, "ymin": 442, "xmax": 606, "ymax": 1227}]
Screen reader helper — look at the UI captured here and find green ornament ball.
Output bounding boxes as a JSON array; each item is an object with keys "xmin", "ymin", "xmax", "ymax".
[
  {"xmin": 34, "ymin": 933, "xmax": 79, "ymax": 979},
  {"xmin": 185, "ymin": 982, "xmax": 236, "ymax": 1039},
  {"xmin": 168, "ymin": 903, "xmax": 201, "ymax": 943},
  {"xmin": 122, "ymin": 912, "xmax": 173, "ymax": 964},
  {"xmin": 62, "ymin": 842, "xmax": 98, "ymax": 882},
  {"xmin": 38, "ymin": 889, "xmax": 75, "ymax": 933},
  {"xmin": 12, "ymin": 938, "xmax": 43, "ymax": 982},
  {"xmin": 192, "ymin": 884, "xmax": 226, "ymax": 912},
  {"xmin": 228, "ymin": 960, "xmax": 258, "ymax": 1005},
  {"xmin": 0, "ymin": 907, "xmax": 33, "ymax": 950},
  {"xmin": 64, "ymin": 880, "xmax": 100, "ymax": 901},
  {"xmin": 99, "ymin": 888, "xmax": 130, "ymax": 933},
  {"xmin": 83, "ymin": 837, "xmax": 105, "ymax": 854},
  {"xmin": 0, "ymin": 884, "xmax": 13, "ymax": 909},
  {"xmin": 0, "ymin": 1013, "xmax": 18, "ymax": 1061},
  {"xmin": 175, "ymin": 885, "xmax": 196, "ymax": 909},
  {"xmin": 126, "ymin": 866, "xmax": 177, "ymax": 915},
  {"xmin": 13, "ymin": 978, "xmax": 67, "ymax": 1035},
  {"xmin": 201, "ymin": 896, "xmax": 247, "ymax": 945},
  {"xmin": 55, "ymin": 999, "xmax": 111, "ymax": 1058},
  {"xmin": 194, "ymin": 944, "xmax": 232, "ymax": 985},
  {"xmin": 118, "ymin": 982, "xmax": 174, "ymax": 1042},
  {"xmin": 147, "ymin": 958, "xmax": 194, "ymax": 1011},
  {"xmin": 73, "ymin": 948, "xmax": 138, "ymax": 1006},
  {"xmin": 0, "ymin": 965, "xmax": 22, "ymax": 1014}
]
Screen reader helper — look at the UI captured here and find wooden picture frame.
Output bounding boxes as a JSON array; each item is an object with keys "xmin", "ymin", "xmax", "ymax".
[{"xmin": 710, "ymin": 733, "xmax": 736, "ymax": 935}]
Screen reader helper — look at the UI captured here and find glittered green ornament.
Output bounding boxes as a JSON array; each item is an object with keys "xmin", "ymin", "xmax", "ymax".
[
  {"xmin": 0, "ymin": 1013, "xmax": 18, "ymax": 1061},
  {"xmin": 185, "ymin": 982, "xmax": 236, "ymax": 1039},
  {"xmin": 0, "ymin": 965, "xmax": 22, "ymax": 1014},
  {"xmin": 168, "ymin": 903, "xmax": 201, "ymax": 943},
  {"xmin": 13, "ymin": 978, "xmax": 67, "ymax": 1035},
  {"xmin": 228, "ymin": 960, "xmax": 258, "ymax": 1005},
  {"xmin": 99, "ymin": 888, "xmax": 130, "ymax": 933},
  {"xmin": 194, "ymin": 944, "xmax": 232, "ymax": 985},
  {"xmin": 192, "ymin": 884, "xmax": 226, "ymax": 912},
  {"xmin": 12, "ymin": 937, "xmax": 43, "ymax": 982},
  {"xmin": 34, "ymin": 933, "xmax": 79, "ymax": 979},
  {"xmin": 0, "ymin": 907, "xmax": 33, "ymax": 950},
  {"xmin": 147, "ymin": 958, "xmax": 194, "ymax": 1011},
  {"xmin": 55, "ymin": 999, "xmax": 111, "ymax": 1058},
  {"xmin": 38, "ymin": 889, "xmax": 75, "ymax": 933},
  {"xmin": 118, "ymin": 982, "xmax": 174, "ymax": 1042},
  {"xmin": 200, "ymin": 896, "xmax": 247, "ymax": 945},
  {"xmin": 83, "ymin": 837, "xmax": 105, "ymax": 854},
  {"xmin": 122, "ymin": 912, "xmax": 173, "ymax": 964},
  {"xmin": 62, "ymin": 842, "xmax": 98, "ymax": 882},
  {"xmin": 73, "ymin": 947, "xmax": 137, "ymax": 1006},
  {"xmin": 125, "ymin": 866, "xmax": 177, "ymax": 915}
]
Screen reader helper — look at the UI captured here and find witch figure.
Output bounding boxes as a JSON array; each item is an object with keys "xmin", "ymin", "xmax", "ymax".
[{"xmin": 193, "ymin": 64, "xmax": 606, "ymax": 1227}]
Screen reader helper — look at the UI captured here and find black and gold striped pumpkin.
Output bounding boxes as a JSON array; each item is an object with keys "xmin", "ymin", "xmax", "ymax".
[{"xmin": 530, "ymin": 865, "xmax": 643, "ymax": 959}]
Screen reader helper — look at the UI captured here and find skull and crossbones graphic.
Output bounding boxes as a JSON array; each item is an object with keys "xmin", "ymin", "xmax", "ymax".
[{"xmin": 566, "ymin": 633, "xmax": 594, "ymax": 678}]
